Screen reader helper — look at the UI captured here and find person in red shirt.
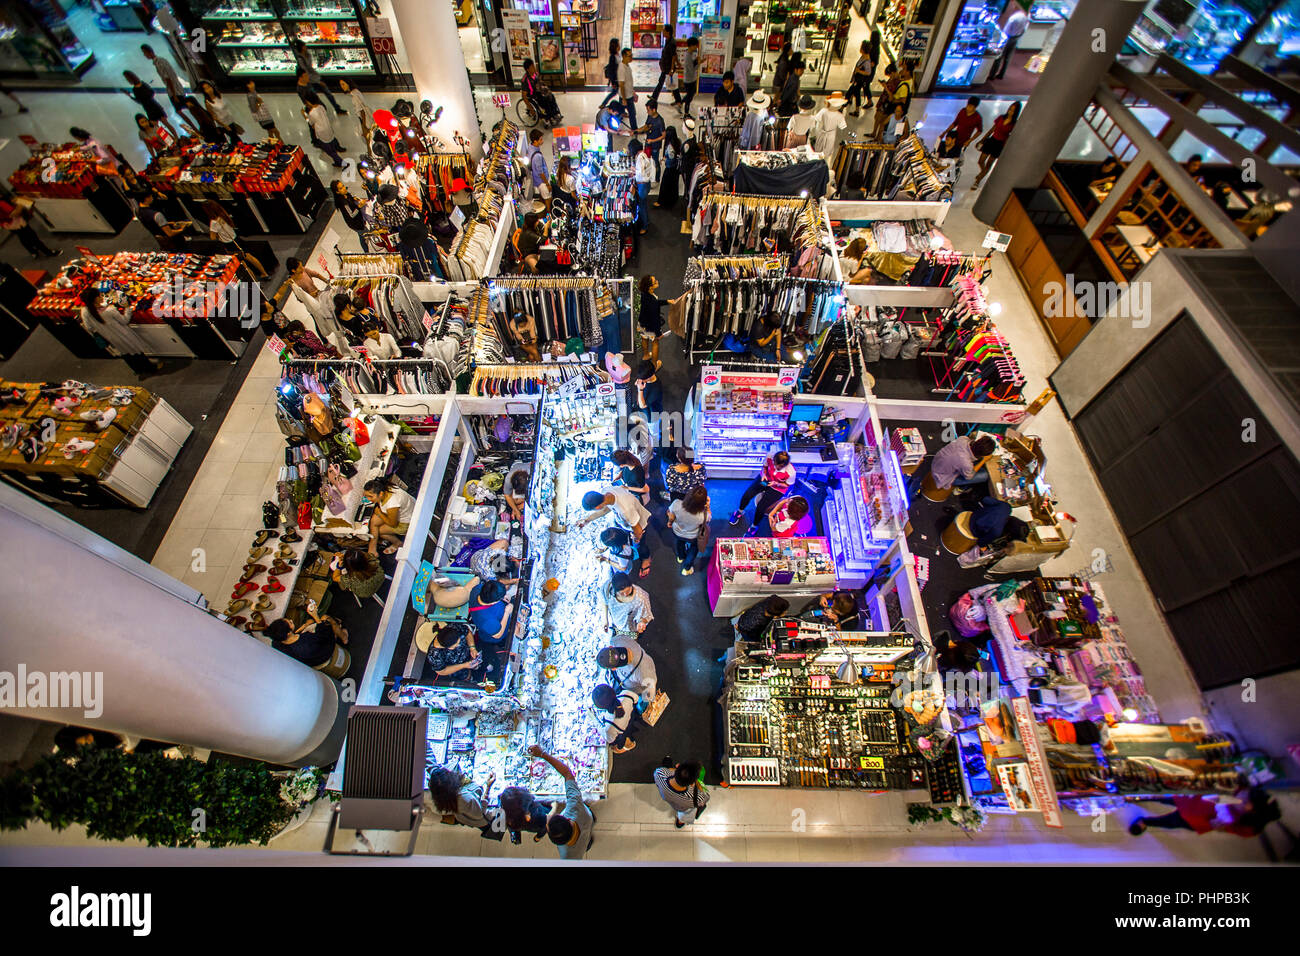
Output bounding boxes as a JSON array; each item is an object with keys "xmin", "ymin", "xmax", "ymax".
[
  {"xmin": 942, "ymin": 96, "xmax": 984, "ymax": 150},
  {"xmin": 973, "ymin": 100, "xmax": 1021, "ymax": 188},
  {"xmin": 764, "ymin": 495, "xmax": 811, "ymax": 538},
  {"xmin": 1128, "ymin": 787, "xmax": 1280, "ymax": 838},
  {"xmin": 730, "ymin": 451, "xmax": 796, "ymax": 527}
]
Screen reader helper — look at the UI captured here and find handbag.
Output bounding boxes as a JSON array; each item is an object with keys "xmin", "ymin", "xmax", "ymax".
[
  {"xmin": 348, "ymin": 416, "xmax": 370, "ymax": 446},
  {"xmin": 690, "ymin": 778, "xmax": 707, "ymax": 820},
  {"xmin": 262, "ymin": 500, "xmax": 282, "ymax": 529},
  {"xmin": 327, "ymin": 462, "xmax": 352, "ymax": 495},
  {"xmin": 641, "ymin": 690, "xmax": 670, "ymax": 726},
  {"xmin": 697, "ymin": 518, "xmax": 712, "ymax": 550},
  {"xmin": 297, "ymin": 501, "xmax": 313, "ymax": 530}
]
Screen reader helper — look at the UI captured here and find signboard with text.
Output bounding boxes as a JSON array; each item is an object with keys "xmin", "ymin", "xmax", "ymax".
[{"xmin": 1010, "ymin": 696, "xmax": 1063, "ymax": 827}]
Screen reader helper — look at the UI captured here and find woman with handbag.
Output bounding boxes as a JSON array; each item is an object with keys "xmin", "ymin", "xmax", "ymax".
[
  {"xmin": 653, "ymin": 759, "xmax": 709, "ymax": 827},
  {"xmin": 666, "ymin": 485, "xmax": 711, "ymax": 576}
]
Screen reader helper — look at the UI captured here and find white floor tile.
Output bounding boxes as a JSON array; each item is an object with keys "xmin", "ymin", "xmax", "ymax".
[{"xmin": 222, "ymin": 461, "xmax": 276, "ymax": 497}]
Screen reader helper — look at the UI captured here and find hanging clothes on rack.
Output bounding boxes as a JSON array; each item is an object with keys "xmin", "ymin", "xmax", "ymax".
[
  {"xmin": 485, "ymin": 276, "xmax": 628, "ymax": 353},
  {"xmin": 831, "ymin": 142, "xmax": 899, "ymax": 198},
  {"xmin": 469, "ymin": 361, "xmax": 602, "ymax": 396}
]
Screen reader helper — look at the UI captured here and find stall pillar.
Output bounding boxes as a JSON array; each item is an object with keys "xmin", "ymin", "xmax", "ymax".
[
  {"xmin": 390, "ymin": 0, "xmax": 484, "ymax": 160},
  {"xmin": 0, "ymin": 503, "xmax": 342, "ymax": 766},
  {"xmin": 971, "ymin": 0, "xmax": 1147, "ymax": 226}
]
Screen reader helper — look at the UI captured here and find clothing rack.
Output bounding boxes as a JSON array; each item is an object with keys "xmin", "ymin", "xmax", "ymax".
[
  {"xmin": 892, "ymin": 135, "xmax": 951, "ymax": 202},
  {"xmin": 416, "ymin": 152, "xmax": 474, "ymax": 212},
  {"xmin": 684, "ymin": 254, "xmax": 787, "ymax": 283},
  {"xmin": 831, "ymin": 142, "xmax": 898, "ymax": 198},
  {"xmin": 335, "ymin": 252, "xmax": 406, "ymax": 277},
  {"xmin": 682, "ymin": 273, "xmax": 844, "ymax": 361},
  {"xmin": 697, "ymin": 106, "xmax": 746, "ymax": 175},
  {"xmin": 690, "ymin": 193, "xmax": 818, "ymax": 255},
  {"xmin": 324, "ymin": 274, "xmax": 429, "ymax": 345},
  {"xmin": 469, "ymin": 360, "xmax": 603, "ymax": 396},
  {"xmin": 921, "ymin": 274, "xmax": 1024, "ymax": 403},
  {"xmin": 483, "ymin": 275, "xmax": 631, "ymax": 356}
]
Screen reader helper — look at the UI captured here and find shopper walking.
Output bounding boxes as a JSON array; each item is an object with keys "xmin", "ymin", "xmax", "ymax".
[
  {"xmin": 338, "ymin": 79, "xmax": 371, "ymax": 138},
  {"xmin": 680, "ymin": 37, "xmax": 700, "ymax": 117},
  {"xmin": 2, "ymin": 199, "xmax": 59, "ymax": 259},
  {"xmin": 527, "ymin": 744, "xmax": 596, "ymax": 859},
  {"xmin": 653, "ymin": 759, "xmax": 709, "ymax": 827},
  {"xmin": 124, "ymin": 70, "xmax": 181, "ymax": 141},
  {"xmin": 1129, "ymin": 788, "xmax": 1280, "ymax": 838},
  {"xmin": 618, "ymin": 47, "xmax": 638, "ymax": 132},
  {"xmin": 332, "ymin": 180, "xmax": 369, "ymax": 251},
  {"xmin": 141, "ymin": 43, "xmax": 186, "ymax": 116},
  {"xmin": 592, "ymin": 683, "xmax": 641, "ymax": 753},
  {"xmin": 729, "ymin": 450, "xmax": 796, "ymax": 526},
  {"xmin": 245, "ymin": 80, "xmax": 279, "ymax": 138},
  {"xmin": 846, "ymin": 37, "xmax": 876, "ymax": 115},
  {"xmin": 199, "ymin": 79, "xmax": 243, "ymax": 147},
  {"xmin": 942, "ymin": 96, "xmax": 985, "ymax": 151},
  {"xmin": 292, "ymin": 40, "xmax": 347, "ymax": 115},
  {"xmin": 667, "ymin": 485, "xmax": 711, "ymax": 574},
  {"xmin": 772, "ymin": 42, "xmax": 793, "ymax": 97},
  {"xmin": 525, "ymin": 128, "xmax": 550, "ymax": 202},
  {"xmin": 303, "ymin": 92, "xmax": 346, "ymax": 168},
  {"xmin": 994, "ymin": 4, "xmax": 1029, "ymax": 80},
  {"xmin": 869, "ymin": 63, "xmax": 899, "ymax": 141},
  {"xmin": 663, "ymin": 446, "xmax": 706, "ymax": 503},
  {"xmin": 655, "ymin": 126, "xmax": 681, "ymax": 208},
  {"xmin": 651, "ymin": 24, "xmax": 679, "ymax": 105},
  {"xmin": 600, "ymin": 37, "xmax": 621, "ymax": 109},
  {"xmin": 597, "ymin": 638, "xmax": 659, "ymax": 705},
  {"xmin": 637, "ymin": 274, "xmax": 672, "ymax": 364},
  {"xmin": 630, "ymin": 138, "xmax": 653, "ymax": 234},
  {"xmin": 777, "ymin": 60, "xmax": 805, "ymax": 117},
  {"xmin": 427, "ymin": 765, "xmax": 494, "ymax": 830},
  {"xmin": 972, "ymin": 101, "xmax": 1020, "ymax": 188}
]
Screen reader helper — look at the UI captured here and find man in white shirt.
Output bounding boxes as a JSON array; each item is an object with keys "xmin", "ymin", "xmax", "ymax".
[
  {"xmin": 617, "ymin": 47, "xmax": 638, "ymax": 132},
  {"xmin": 995, "ymin": 6, "xmax": 1029, "ymax": 79},
  {"xmin": 577, "ymin": 487, "xmax": 650, "ymax": 540},
  {"xmin": 304, "ymin": 94, "xmax": 345, "ymax": 167}
]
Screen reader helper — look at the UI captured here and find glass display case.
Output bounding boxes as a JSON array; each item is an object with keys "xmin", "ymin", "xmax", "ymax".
[
  {"xmin": 12, "ymin": 0, "xmax": 94, "ymax": 75},
  {"xmin": 196, "ymin": 0, "xmax": 376, "ymax": 83},
  {"xmin": 1243, "ymin": 0, "xmax": 1300, "ymax": 70},
  {"xmin": 676, "ymin": 0, "xmax": 719, "ymax": 38},
  {"xmin": 1021, "ymin": 0, "xmax": 1076, "ymax": 51},
  {"xmin": 1126, "ymin": 0, "xmax": 1264, "ymax": 75},
  {"xmin": 935, "ymin": 0, "xmax": 1005, "ymax": 88}
]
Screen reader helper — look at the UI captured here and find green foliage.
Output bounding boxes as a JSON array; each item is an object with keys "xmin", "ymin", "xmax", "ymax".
[
  {"xmin": 907, "ymin": 802, "xmax": 987, "ymax": 833},
  {"xmin": 0, "ymin": 746, "xmax": 299, "ymax": 848}
]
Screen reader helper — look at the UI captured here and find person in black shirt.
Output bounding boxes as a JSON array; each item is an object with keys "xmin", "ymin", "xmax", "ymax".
[
  {"xmin": 713, "ymin": 70, "xmax": 745, "ymax": 107},
  {"xmin": 332, "ymin": 179, "xmax": 369, "ymax": 252},
  {"xmin": 600, "ymin": 37, "xmax": 621, "ymax": 109},
  {"xmin": 266, "ymin": 608, "xmax": 350, "ymax": 678},
  {"xmin": 612, "ymin": 449, "xmax": 650, "ymax": 504},
  {"xmin": 652, "ymin": 25, "xmax": 680, "ymax": 105},
  {"xmin": 735, "ymin": 595, "xmax": 789, "ymax": 641},
  {"xmin": 778, "ymin": 60, "xmax": 805, "ymax": 117},
  {"xmin": 135, "ymin": 190, "xmax": 188, "ymax": 251},
  {"xmin": 637, "ymin": 273, "xmax": 682, "ymax": 365}
]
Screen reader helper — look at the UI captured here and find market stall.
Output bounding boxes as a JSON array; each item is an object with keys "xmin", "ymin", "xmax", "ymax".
[
  {"xmin": 145, "ymin": 140, "xmax": 328, "ymax": 236},
  {"xmin": 0, "ymin": 379, "xmax": 191, "ymax": 508},
  {"xmin": 8, "ymin": 142, "xmax": 136, "ymax": 235},
  {"xmin": 28, "ymin": 251, "xmax": 260, "ymax": 360}
]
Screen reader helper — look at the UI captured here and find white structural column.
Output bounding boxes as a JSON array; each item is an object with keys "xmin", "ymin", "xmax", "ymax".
[
  {"xmin": 390, "ymin": 0, "xmax": 483, "ymax": 160},
  {"xmin": 0, "ymin": 505, "xmax": 340, "ymax": 765}
]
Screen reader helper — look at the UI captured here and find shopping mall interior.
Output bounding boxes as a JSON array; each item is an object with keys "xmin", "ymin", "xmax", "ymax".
[{"xmin": 0, "ymin": 0, "xmax": 1297, "ymax": 869}]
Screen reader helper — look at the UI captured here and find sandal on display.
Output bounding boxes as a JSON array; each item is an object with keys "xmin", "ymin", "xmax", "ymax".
[
  {"xmin": 275, "ymin": 543, "xmax": 294, "ymax": 560},
  {"xmin": 253, "ymin": 529, "xmax": 280, "ymax": 547},
  {"xmin": 261, "ymin": 577, "xmax": 285, "ymax": 594},
  {"xmin": 254, "ymin": 595, "xmax": 274, "ymax": 612},
  {"xmin": 240, "ymin": 563, "xmax": 268, "ymax": 582},
  {"xmin": 227, "ymin": 616, "xmax": 248, "ymax": 628},
  {"xmin": 226, "ymin": 598, "xmax": 251, "ymax": 615},
  {"xmin": 248, "ymin": 546, "xmax": 271, "ymax": 562},
  {"xmin": 231, "ymin": 580, "xmax": 258, "ymax": 600},
  {"xmin": 269, "ymin": 559, "xmax": 294, "ymax": 576},
  {"xmin": 247, "ymin": 611, "xmax": 268, "ymax": 632},
  {"xmin": 281, "ymin": 531, "xmax": 302, "ymax": 543}
]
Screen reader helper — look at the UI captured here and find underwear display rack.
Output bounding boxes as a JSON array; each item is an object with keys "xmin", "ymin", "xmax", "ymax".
[
  {"xmin": 469, "ymin": 361, "xmax": 603, "ymax": 396},
  {"xmin": 922, "ymin": 274, "xmax": 1025, "ymax": 403},
  {"xmin": 683, "ymin": 274, "xmax": 844, "ymax": 359},
  {"xmin": 830, "ymin": 142, "xmax": 898, "ymax": 198}
]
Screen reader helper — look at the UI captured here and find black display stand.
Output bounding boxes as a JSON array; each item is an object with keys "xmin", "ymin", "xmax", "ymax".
[
  {"xmin": 84, "ymin": 180, "xmax": 137, "ymax": 235},
  {"xmin": 250, "ymin": 157, "xmax": 329, "ymax": 233},
  {"xmin": 0, "ymin": 264, "xmax": 38, "ymax": 361}
]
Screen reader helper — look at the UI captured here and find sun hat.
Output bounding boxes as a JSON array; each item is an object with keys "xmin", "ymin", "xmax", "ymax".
[{"xmin": 748, "ymin": 90, "xmax": 770, "ymax": 110}]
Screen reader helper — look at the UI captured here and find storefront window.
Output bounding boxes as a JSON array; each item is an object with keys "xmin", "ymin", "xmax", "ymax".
[
  {"xmin": 933, "ymin": 0, "xmax": 1068, "ymax": 91},
  {"xmin": 0, "ymin": 1, "xmax": 92, "ymax": 76},
  {"xmin": 1128, "ymin": 0, "xmax": 1270, "ymax": 74},
  {"xmin": 1241, "ymin": 0, "xmax": 1300, "ymax": 69},
  {"xmin": 740, "ymin": 0, "xmax": 852, "ymax": 90}
]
